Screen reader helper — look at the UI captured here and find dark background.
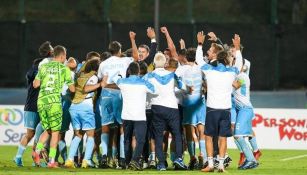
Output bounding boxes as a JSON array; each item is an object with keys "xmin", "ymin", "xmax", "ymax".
[{"xmin": 0, "ymin": 0, "xmax": 306, "ymax": 90}]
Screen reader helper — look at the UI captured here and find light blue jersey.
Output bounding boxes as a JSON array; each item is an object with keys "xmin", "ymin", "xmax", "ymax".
[
  {"xmin": 175, "ymin": 64, "xmax": 206, "ymax": 126},
  {"xmin": 233, "ymin": 72, "xmax": 254, "ymax": 136}
]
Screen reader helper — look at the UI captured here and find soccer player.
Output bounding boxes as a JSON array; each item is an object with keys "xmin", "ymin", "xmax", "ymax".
[
  {"xmin": 14, "ymin": 41, "xmax": 53, "ymax": 166},
  {"xmin": 32, "ymin": 45, "xmax": 75, "ymax": 168},
  {"xmin": 57, "ymin": 57, "xmax": 77, "ymax": 164},
  {"xmin": 143, "ymin": 52, "xmax": 188, "ymax": 171},
  {"xmin": 200, "ymin": 38, "xmax": 239, "ymax": 172},
  {"xmin": 196, "ymin": 31, "xmax": 240, "ymax": 168},
  {"xmin": 232, "ymin": 58, "xmax": 259, "ymax": 170},
  {"xmin": 175, "ymin": 48, "xmax": 207, "ymax": 170},
  {"xmin": 65, "ymin": 59, "xmax": 108, "ymax": 168},
  {"xmin": 97, "ymin": 31, "xmax": 138, "ymax": 168},
  {"xmin": 113, "ymin": 62, "xmax": 155, "ymax": 170}
]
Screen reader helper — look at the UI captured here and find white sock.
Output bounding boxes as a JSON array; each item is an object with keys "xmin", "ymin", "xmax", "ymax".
[
  {"xmin": 208, "ymin": 157, "xmax": 214, "ymax": 168},
  {"xmin": 219, "ymin": 157, "xmax": 225, "ymax": 169}
]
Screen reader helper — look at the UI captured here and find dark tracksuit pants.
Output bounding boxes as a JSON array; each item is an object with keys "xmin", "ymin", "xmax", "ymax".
[
  {"xmin": 123, "ymin": 120, "xmax": 147, "ymax": 164},
  {"xmin": 151, "ymin": 105, "xmax": 183, "ymax": 165}
]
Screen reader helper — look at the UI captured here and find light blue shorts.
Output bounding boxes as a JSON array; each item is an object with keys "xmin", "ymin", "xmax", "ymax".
[
  {"xmin": 182, "ymin": 97, "xmax": 206, "ymax": 126},
  {"xmin": 230, "ymin": 106, "xmax": 237, "ymax": 124},
  {"xmin": 234, "ymin": 107, "xmax": 254, "ymax": 136},
  {"xmin": 24, "ymin": 111, "xmax": 40, "ymax": 130},
  {"xmin": 69, "ymin": 103, "xmax": 95, "ymax": 131},
  {"xmin": 98, "ymin": 88, "xmax": 123, "ymax": 126}
]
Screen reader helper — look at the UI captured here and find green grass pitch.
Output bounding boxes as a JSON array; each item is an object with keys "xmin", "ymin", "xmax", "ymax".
[{"xmin": 1, "ymin": 146, "xmax": 307, "ymax": 175}]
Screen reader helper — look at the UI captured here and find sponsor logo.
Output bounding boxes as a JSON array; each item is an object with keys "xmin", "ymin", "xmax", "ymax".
[
  {"xmin": 0, "ymin": 108, "xmax": 23, "ymax": 126},
  {"xmin": 3, "ymin": 129, "xmax": 26, "ymax": 143},
  {"xmin": 253, "ymin": 113, "xmax": 307, "ymax": 141}
]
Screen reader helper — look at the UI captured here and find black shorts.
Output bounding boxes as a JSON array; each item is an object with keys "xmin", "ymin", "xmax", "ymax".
[{"xmin": 204, "ymin": 107, "xmax": 232, "ymax": 137}]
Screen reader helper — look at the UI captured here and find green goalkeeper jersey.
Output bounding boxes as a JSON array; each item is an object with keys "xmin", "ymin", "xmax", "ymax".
[{"xmin": 35, "ymin": 61, "xmax": 73, "ymax": 109}]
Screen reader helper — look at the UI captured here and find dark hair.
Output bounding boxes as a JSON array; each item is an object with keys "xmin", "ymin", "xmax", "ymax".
[
  {"xmin": 178, "ymin": 48, "xmax": 187, "ymax": 56},
  {"xmin": 53, "ymin": 45, "xmax": 66, "ymax": 57},
  {"xmin": 139, "ymin": 61, "xmax": 148, "ymax": 76},
  {"xmin": 33, "ymin": 58, "xmax": 44, "ymax": 66},
  {"xmin": 186, "ymin": 48, "xmax": 196, "ymax": 62},
  {"xmin": 108, "ymin": 41, "xmax": 122, "ymax": 55},
  {"xmin": 139, "ymin": 44, "xmax": 150, "ymax": 52},
  {"xmin": 167, "ymin": 59, "xmax": 178, "ymax": 69},
  {"xmin": 100, "ymin": 51, "xmax": 112, "ymax": 61},
  {"xmin": 86, "ymin": 51, "xmax": 100, "ymax": 61},
  {"xmin": 211, "ymin": 43, "xmax": 224, "ymax": 54},
  {"xmin": 123, "ymin": 48, "xmax": 133, "ymax": 57},
  {"xmin": 217, "ymin": 50, "xmax": 230, "ymax": 66},
  {"xmin": 39, "ymin": 41, "xmax": 53, "ymax": 57},
  {"xmin": 84, "ymin": 59, "xmax": 100, "ymax": 73},
  {"xmin": 126, "ymin": 62, "xmax": 140, "ymax": 77}
]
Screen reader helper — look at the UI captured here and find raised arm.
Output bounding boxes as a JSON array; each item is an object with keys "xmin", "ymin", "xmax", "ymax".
[
  {"xmin": 179, "ymin": 39, "xmax": 186, "ymax": 50},
  {"xmin": 129, "ymin": 31, "xmax": 139, "ymax": 61},
  {"xmin": 160, "ymin": 27, "xmax": 178, "ymax": 60},
  {"xmin": 207, "ymin": 32, "xmax": 224, "ymax": 46},
  {"xmin": 144, "ymin": 27, "xmax": 157, "ymax": 65},
  {"xmin": 196, "ymin": 31, "xmax": 207, "ymax": 66},
  {"xmin": 232, "ymin": 34, "xmax": 243, "ymax": 70}
]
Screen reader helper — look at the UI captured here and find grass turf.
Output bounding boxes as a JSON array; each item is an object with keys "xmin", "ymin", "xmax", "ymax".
[{"xmin": 0, "ymin": 146, "xmax": 307, "ymax": 175}]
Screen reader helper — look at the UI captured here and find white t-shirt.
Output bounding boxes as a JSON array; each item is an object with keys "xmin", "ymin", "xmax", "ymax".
[
  {"xmin": 233, "ymin": 72, "xmax": 252, "ymax": 109},
  {"xmin": 116, "ymin": 75, "xmax": 155, "ymax": 121},
  {"xmin": 97, "ymin": 56, "xmax": 134, "ymax": 83},
  {"xmin": 244, "ymin": 59, "xmax": 251, "ymax": 76},
  {"xmin": 38, "ymin": 57, "xmax": 53, "ymax": 69},
  {"xmin": 80, "ymin": 75, "xmax": 98, "ymax": 106},
  {"xmin": 143, "ymin": 68, "xmax": 184, "ymax": 109},
  {"xmin": 201, "ymin": 63, "xmax": 238, "ymax": 109},
  {"xmin": 195, "ymin": 45, "xmax": 208, "ymax": 67},
  {"xmin": 175, "ymin": 64, "xmax": 204, "ymax": 106},
  {"xmin": 62, "ymin": 71, "xmax": 75, "ymax": 96}
]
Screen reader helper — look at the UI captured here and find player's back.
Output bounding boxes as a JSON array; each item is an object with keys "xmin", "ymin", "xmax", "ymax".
[
  {"xmin": 37, "ymin": 61, "xmax": 71, "ymax": 106},
  {"xmin": 233, "ymin": 72, "xmax": 252, "ymax": 109},
  {"xmin": 176, "ymin": 64, "xmax": 203, "ymax": 106},
  {"xmin": 97, "ymin": 56, "xmax": 133, "ymax": 83},
  {"xmin": 145, "ymin": 68, "xmax": 178, "ymax": 109},
  {"xmin": 202, "ymin": 63, "xmax": 238, "ymax": 109}
]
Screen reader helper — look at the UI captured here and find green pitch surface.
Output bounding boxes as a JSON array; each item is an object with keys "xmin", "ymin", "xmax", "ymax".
[{"xmin": 1, "ymin": 146, "xmax": 307, "ymax": 175}]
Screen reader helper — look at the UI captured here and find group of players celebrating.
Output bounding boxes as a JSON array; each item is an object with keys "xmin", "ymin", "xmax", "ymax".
[{"xmin": 13, "ymin": 26, "xmax": 262, "ymax": 172}]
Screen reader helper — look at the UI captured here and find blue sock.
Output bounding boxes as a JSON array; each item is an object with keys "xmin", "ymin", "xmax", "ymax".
[
  {"xmin": 236, "ymin": 137, "xmax": 256, "ymax": 162},
  {"xmin": 100, "ymin": 133, "xmax": 109, "ymax": 156},
  {"xmin": 84, "ymin": 137, "xmax": 95, "ymax": 161},
  {"xmin": 199, "ymin": 140, "xmax": 207, "ymax": 159},
  {"xmin": 58, "ymin": 140, "xmax": 67, "ymax": 161},
  {"xmin": 112, "ymin": 146, "xmax": 117, "ymax": 159},
  {"xmin": 187, "ymin": 141, "xmax": 195, "ymax": 157},
  {"xmin": 16, "ymin": 144, "xmax": 26, "ymax": 158},
  {"xmin": 120, "ymin": 134, "xmax": 125, "ymax": 158},
  {"xmin": 249, "ymin": 136, "xmax": 259, "ymax": 152},
  {"xmin": 34, "ymin": 123, "xmax": 44, "ymax": 144},
  {"xmin": 170, "ymin": 152, "xmax": 176, "ymax": 162},
  {"xmin": 234, "ymin": 138, "xmax": 243, "ymax": 152},
  {"xmin": 68, "ymin": 136, "xmax": 81, "ymax": 160}
]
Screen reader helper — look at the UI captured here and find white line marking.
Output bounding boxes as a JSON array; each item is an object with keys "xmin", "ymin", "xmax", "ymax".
[{"xmin": 281, "ymin": 154, "xmax": 307, "ymax": 161}]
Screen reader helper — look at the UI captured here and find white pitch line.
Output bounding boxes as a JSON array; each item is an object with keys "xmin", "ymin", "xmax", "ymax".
[{"xmin": 281, "ymin": 154, "xmax": 307, "ymax": 161}]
